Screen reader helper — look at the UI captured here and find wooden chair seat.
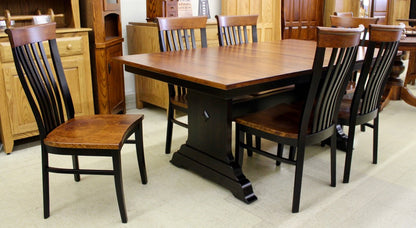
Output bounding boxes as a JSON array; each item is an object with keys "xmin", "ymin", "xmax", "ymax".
[
  {"xmin": 169, "ymin": 95, "xmax": 188, "ymax": 110},
  {"xmin": 6, "ymin": 23, "xmax": 147, "ymax": 223},
  {"xmin": 235, "ymin": 25, "xmax": 364, "ymax": 213},
  {"xmin": 44, "ymin": 115, "xmax": 143, "ymax": 150},
  {"xmin": 236, "ymin": 103, "xmax": 305, "ymax": 139}
]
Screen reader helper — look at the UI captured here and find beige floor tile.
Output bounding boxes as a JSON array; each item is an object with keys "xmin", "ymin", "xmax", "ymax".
[{"xmin": 1, "ymin": 100, "xmax": 416, "ymax": 227}]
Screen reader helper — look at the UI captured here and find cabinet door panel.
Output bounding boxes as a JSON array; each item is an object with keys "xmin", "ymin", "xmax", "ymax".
[
  {"xmin": 1, "ymin": 56, "xmax": 91, "ymax": 136},
  {"xmin": 2, "ymin": 64, "xmax": 37, "ymax": 135},
  {"xmin": 106, "ymin": 43, "xmax": 125, "ymax": 114},
  {"xmin": 63, "ymin": 56, "xmax": 94, "ymax": 117}
]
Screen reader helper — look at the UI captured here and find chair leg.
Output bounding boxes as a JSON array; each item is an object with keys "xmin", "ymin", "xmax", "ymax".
[
  {"xmin": 276, "ymin": 144, "xmax": 283, "ymax": 166},
  {"xmin": 72, "ymin": 155, "xmax": 80, "ymax": 182},
  {"xmin": 289, "ymin": 146, "xmax": 296, "ymax": 161},
  {"xmin": 373, "ymin": 116, "xmax": 379, "ymax": 164},
  {"xmin": 292, "ymin": 145, "xmax": 304, "ymax": 213},
  {"xmin": 135, "ymin": 123, "xmax": 148, "ymax": 184},
  {"xmin": 360, "ymin": 124, "xmax": 366, "ymax": 132},
  {"xmin": 41, "ymin": 146, "xmax": 50, "ymax": 219},
  {"xmin": 165, "ymin": 105, "xmax": 174, "ymax": 154},
  {"xmin": 255, "ymin": 136, "xmax": 261, "ymax": 150},
  {"xmin": 246, "ymin": 133, "xmax": 253, "ymax": 157},
  {"xmin": 235, "ymin": 125, "xmax": 244, "ymax": 167},
  {"xmin": 330, "ymin": 133, "xmax": 337, "ymax": 187},
  {"xmin": 343, "ymin": 125, "xmax": 356, "ymax": 183},
  {"xmin": 112, "ymin": 153, "xmax": 127, "ymax": 223}
]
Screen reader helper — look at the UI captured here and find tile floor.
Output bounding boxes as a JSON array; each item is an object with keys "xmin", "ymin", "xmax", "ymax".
[{"xmin": 1, "ymin": 98, "xmax": 416, "ymax": 227}]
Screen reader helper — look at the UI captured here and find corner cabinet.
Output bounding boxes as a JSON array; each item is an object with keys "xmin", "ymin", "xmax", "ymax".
[
  {"xmin": 0, "ymin": 29, "xmax": 95, "ymax": 154},
  {"xmin": 80, "ymin": 0, "xmax": 126, "ymax": 114}
]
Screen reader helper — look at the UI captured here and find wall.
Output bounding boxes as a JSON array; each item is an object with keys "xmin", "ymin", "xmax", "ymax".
[{"xmin": 120, "ymin": 0, "xmax": 221, "ymax": 103}]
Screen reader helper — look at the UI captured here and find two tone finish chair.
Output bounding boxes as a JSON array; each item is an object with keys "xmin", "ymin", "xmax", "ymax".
[
  {"xmin": 338, "ymin": 24, "xmax": 405, "ymax": 183},
  {"xmin": 156, "ymin": 16, "xmax": 208, "ymax": 154},
  {"xmin": 215, "ymin": 14, "xmax": 258, "ymax": 46},
  {"xmin": 6, "ymin": 23, "xmax": 147, "ymax": 223},
  {"xmin": 235, "ymin": 25, "xmax": 364, "ymax": 213}
]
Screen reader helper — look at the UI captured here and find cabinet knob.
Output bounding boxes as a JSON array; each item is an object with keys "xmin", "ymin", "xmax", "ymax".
[{"xmin": 66, "ymin": 44, "xmax": 72, "ymax": 50}]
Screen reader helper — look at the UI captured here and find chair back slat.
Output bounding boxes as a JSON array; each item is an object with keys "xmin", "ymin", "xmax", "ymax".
[
  {"xmin": 299, "ymin": 25, "xmax": 363, "ymax": 136},
  {"xmin": 356, "ymin": 24, "xmax": 404, "ymax": 116},
  {"xmin": 157, "ymin": 16, "xmax": 208, "ymax": 52},
  {"xmin": 215, "ymin": 15, "xmax": 258, "ymax": 46},
  {"xmin": 5, "ymin": 22, "xmax": 74, "ymax": 138},
  {"xmin": 156, "ymin": 16, "xmax": 208, "ymax": 103}
]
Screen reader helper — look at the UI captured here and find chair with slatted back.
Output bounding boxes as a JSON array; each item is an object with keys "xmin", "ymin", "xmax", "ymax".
[
  {"xmin": 338, "ymin": 24, "xmax": 405, "ymax": 183},
  {"xmin": 5, "ymin": 22, "xmax": 147, "ymax": 223},
  {"xmin": 330, "ymin": 16, "xmax": 379, "ymax": 46},
  {"xmin": 156, "ymin": 16, "xmax": 208, "ymax": 154},
  {"xmin": 235, "ymin": 25, "xmax": 364, "ymax": 213},
  {"xmin": 215, "ymin": 14, "xmax": 297, "ymax": 158},
  {"xmin": 215, "ymin": 15, "xmax": 258, "ymax": 46},
  {"xmin": 328, "ymin": 15, "xmax": 380, "ymax": 149},
  {"xmin": 215, "ymin": 14, "xmax": 261, "ymax": 153}
]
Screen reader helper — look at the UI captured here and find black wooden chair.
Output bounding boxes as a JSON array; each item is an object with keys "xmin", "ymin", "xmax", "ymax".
[
  {"xmin": 156, "ymin": 16, "xmax": 208, "ymax": 154},
  {"xmin": 235, "ymin": 25, "xmax": 364, "ymax": 213},
  {"xmin": 215, "ymin": 14, "xmax": 263, "ymax": 153},
  {"xmin": 338, "ymin": 23, "xmax": 405, "ymax": 183},
  {"xmin": 215, "ymin": 14, "xmax": 297, "ymax": 155},
  {"xmin": 328, "ymin": 15, "xmax": 380, "ymax": 150},
  {"xmin": 6, "ymin": 22, "xmax": 147, "ymax": 223}
]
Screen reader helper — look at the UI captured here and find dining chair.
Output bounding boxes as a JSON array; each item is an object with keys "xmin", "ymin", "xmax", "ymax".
[
  {"xmin": 329, "ymin": 15, "xmax": 380, "ymax": 149},
  {"xmin": 215, "ymin": 15, "xmax": 258, "ymax": 46},
  {"xmin": 156, "ymin": 16, "xmax": 208, "ymax": 154},
  {"xmin": 215, "ymin": 14, "xmax": 295, "ymax": 155},
  {"xmin": 5, "ymin": 22, "xmax": 147, "ymax": 223},
  {"xmin": 338, "ymin": 23, "xmax": 405, "ymax": 183},
  {"xmin": 215, "ymin": 14, "xmax": 261, "ymax": 153},
  {"xmin": 235, "ymin": 25, "xmax": 364, "ymax": 213},
  {"xmin": 330, "ymin": 15, "xmax": 379, "ymax": 46},
  {"xmin": 334, "ymin": 11, "xmax": 353, "ymax": 17}
]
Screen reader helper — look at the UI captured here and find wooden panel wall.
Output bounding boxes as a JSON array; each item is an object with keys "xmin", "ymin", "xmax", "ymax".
[
  {"xmin": 221, "ymin": 0, "xmax": 281, "ymax": 41},
  {"xmin": 325, "ymin": 0, "xmax": 411, "ymax": 26},
  {"xmin": 387, "ymin": 0, "xmax": 411, "ymax": 25},
  {"xmin": 282, "ymin": 0, "xmax": 324, "ymax": 40}
]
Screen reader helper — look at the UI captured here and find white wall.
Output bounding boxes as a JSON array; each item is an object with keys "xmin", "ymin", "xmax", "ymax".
[{"xmin": 120, "ymin": 0, "xmax": 221, "ymax": 100}]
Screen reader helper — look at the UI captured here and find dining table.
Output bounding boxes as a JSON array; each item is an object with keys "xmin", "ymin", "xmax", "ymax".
[
  {"xmin": 113, "ymin": 39, "xmax": 366, "ymax": 204},
  {"xmin": 382, "ymin": 36, "xmax": 416, "ymax": 109}
]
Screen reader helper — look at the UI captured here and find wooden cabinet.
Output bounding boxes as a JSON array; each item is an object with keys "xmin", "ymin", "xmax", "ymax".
[
  {"xmin": 126, "ymin": 21, "xmax": 219, "ymax": 109},
  {"xmin": 146, "ymin": 0, "xmax": 179, "ymax": 22},
  {"xmin": 0, "ymin": 29, "xmax": 95, "ymax": 154},
  {"xmin": 80, "ymin": 0, "xmax": 125, "ymax": 114},
  {"xmin": 221, "ymin": 0, "xmax": 281, "ymax": 41}
]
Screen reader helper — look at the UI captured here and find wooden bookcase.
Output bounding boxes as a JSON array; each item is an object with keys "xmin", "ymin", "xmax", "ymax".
[
  {"xmin": 80, "ymin": 0, "xmax": 126, "ymax": 114},
  {"xmin": 146, "ymin": 0, "xmax": 179, "ymax": 22},
  {"xmin": 0, "ymin": 0, "xmax": 94, "ymax": 154}
]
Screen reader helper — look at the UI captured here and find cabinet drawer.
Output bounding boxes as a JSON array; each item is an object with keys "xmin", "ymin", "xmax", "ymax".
[{"xmin": 0, "ymin": 36, "xmax": 84, "ymax": 63}]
